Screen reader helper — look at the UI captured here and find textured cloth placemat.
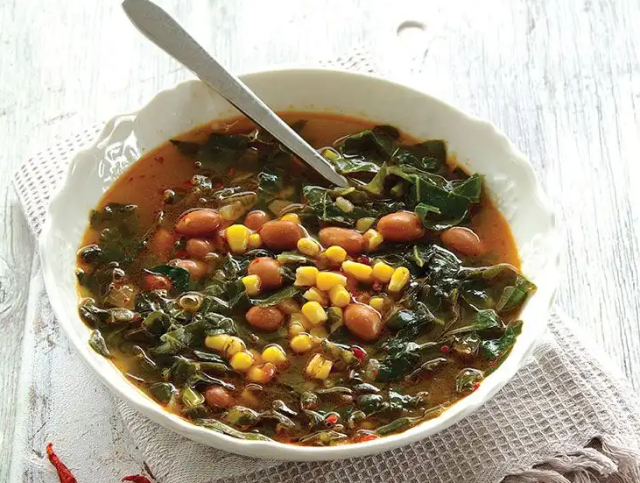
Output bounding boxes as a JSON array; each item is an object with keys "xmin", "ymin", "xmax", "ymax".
[{"xmin": 14, "ymin": 52, "xmax": 640, "ymax": 483}]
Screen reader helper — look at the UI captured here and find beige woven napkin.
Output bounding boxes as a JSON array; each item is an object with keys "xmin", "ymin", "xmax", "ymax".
[{"xmin": 14, "ymin": 52, "xmax": 640, "ymax": 483}]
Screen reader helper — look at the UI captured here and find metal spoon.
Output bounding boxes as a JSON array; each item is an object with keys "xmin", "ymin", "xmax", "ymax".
[{"xmin": 122, "ymin": 0, "xmax": 349, "ymax": 188}]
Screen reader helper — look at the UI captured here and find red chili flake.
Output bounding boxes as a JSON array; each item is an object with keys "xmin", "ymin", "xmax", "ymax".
[
  {"xmin": 356, "ymin": 255, "xmax": 372, "ymax": 265},
  {"xmin": 489, "ymin": 359, "xmax": 498, "ymax": 367},
  {"xmin": 352, "ymin": 346, "xmax": 367, "ymax": 362},
  {"xmin": 440, "ymin": 345, "xmax": 450, "ymax": 354},
  {"xmin": 122, "ymin": 476, "xmax": 153, "ymax": 483},
  {"xmin": 472, "ymin": 382, "xmax": 481, "ymax": 392},
  {"xmin": 352, "ymin": 432, "xmax": 380, "ymax": 443},
  {"xmin": 214, "ymin": 182, "xmax": 224, "ymax": 190},
  {"xmin": 228, "ymin": 168, "xmax": 236, "ymax": 176},
  {"xmin": 175, "ymin": 250, "xmax": 188, "ymax": 258},
  {"xmin": 325, "ymin": 414, "xmax": 339, "ymax": 426},
  {"xmin": 45, "ymin": 443, "xmax": 77, "ymax": 483}
]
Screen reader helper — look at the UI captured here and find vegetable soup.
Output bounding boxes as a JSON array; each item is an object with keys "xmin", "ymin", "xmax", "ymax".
[{"xmin": 76, "ymin": 113, "xmax": 534, "ymax": 446}]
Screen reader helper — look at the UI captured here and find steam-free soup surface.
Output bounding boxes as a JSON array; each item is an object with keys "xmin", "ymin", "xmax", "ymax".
[{"xmin": 76, "ymin": 113, "xmax": 533, "ymax": 446}]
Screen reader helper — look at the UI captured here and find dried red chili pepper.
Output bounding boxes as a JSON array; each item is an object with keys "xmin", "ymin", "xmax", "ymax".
[
  {"xmin": 45, "ymin": 443, "xmax": 77, "ymax": 483},
  {"xmin": 122, "ymin": 476, "xmax": 153, "ymax": 483},
  {"xmin": 351, "ymin": 346, "xmax": 367, "ymax": 362},
  {"xmin": 324, "ymin": 413, "xmax": 339, "ymax": 426},
  {"xmin": 352, "ymin": 432, "xmax": 380, "ymax": 443}
]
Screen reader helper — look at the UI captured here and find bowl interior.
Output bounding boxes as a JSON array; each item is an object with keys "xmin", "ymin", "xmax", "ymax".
[{"xmin": 40, "ymin": 69, "xmax": 558, "ymax": 461}]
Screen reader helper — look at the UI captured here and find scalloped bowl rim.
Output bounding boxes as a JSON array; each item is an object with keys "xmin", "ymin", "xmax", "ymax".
[{"xmin": 39, "ymin": 67, "xmax": 560, "ymax": 461}]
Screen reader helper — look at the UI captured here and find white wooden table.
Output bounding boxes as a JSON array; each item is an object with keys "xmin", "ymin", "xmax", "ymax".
[{"xmin": 2, "ymin": 1, "xmax": 640, "ymax": 481}]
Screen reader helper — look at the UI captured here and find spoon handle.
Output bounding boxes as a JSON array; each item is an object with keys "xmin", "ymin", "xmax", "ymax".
[{"xmin": 122, "ymin": 0, "xmax": 349, "ymax": 188}]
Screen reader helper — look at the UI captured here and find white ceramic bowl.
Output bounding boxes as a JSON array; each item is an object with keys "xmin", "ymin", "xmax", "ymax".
[{"xmin": 39, "ymin": 68, "xmax": 559, "ymax": 461}]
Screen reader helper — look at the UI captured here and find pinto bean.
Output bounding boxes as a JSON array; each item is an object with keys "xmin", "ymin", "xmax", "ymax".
[
  {"xmin": 318, "ymin": 227, "xmax": 364, "ymax": 255},
  {"xmin": 246, "ymin": 306, "xmax": 285, "ymax": 331},
  {"xmin": 376, "ymin": 212, "xmax": 424, "ymax": 242},
  {"xmin": 175, "ymin": 209, "xmax": 221, "ymax": 237},
  {"xmin": 205, "ymin": 386, "xmax": 234, "ymax": 408},
  {"xmin": 441, "ymin": 227, "xmax": 485, "ymax": 257},
  {"xmin": 344, "ymin": 303, "xmax": 383, "ymax": 341},
  {"xmin": 171, "ymin": 258, "xmax": 209, "ymax": 279},
  {"xmin": 143, "ymin": 273, "xmax": 171, "ymax": 291},
  {"xmin": 185, "ymin": 238, "xmax": 215, "ymax": 259},
  {"xmin": 259, "ymin": 221, "xmax": 303, "ymax": 251},
  {"xmin": 247, "ymin": 257, "xmax": 283, "ymax": 290},
  {"xmin": 244, "ymin": 210, "xmax": 270, "ymax": 231}
]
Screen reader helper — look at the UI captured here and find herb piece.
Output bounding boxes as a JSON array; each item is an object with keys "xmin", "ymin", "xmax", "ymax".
[
  {"xmin": 496, "ymin": 277, "xmax": 537, "ymax": 312},
  {"xmin": 182, "ymin": 387, "xmax": 205, "ymax": 409},
  {"xmin": 194, "ymin": 419, "xmax": 274, "ymax": 441},
  {"xmin": 172, "ymin": 132, "xmax": 250, "ymax": 169},
  {"xmin": 251, "ymin": 286, "xmax": 301, "ymax": 307},
  {"xmin": 298, "ymin": 430, "xmax": 348, "ymax": 445},
  {"xmin": 447, "ymin": 309, "xmax": 504, "ymax": 336},
  {"xmin": 148, "ymin": 382, "xmax": 176, "ymax": 404},
  {"xmin": 481, "ymin": 322, "xmax": 522, "ymax": 360},
  {"xmin": 455, "ymin": 368, "xmax": 484, "ymax": 393},
  {"xmin": 90, "ymin": 203, "xmax": 140, "ymax": 263},
  {"xmin": 335, "ymin": 126, "xmax": 399, "ymax": 160},
  {"xmin": 88, "ymin": 329, "xmax": 111, "ymax": 358}
]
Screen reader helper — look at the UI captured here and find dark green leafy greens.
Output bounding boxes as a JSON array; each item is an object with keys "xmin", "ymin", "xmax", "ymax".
[{"xmin": 77, "ymin": 122, "xmax": 537, "ymax": 447}]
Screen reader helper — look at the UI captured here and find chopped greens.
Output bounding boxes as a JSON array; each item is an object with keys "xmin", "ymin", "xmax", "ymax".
[{"xmin": 76, "ymin": 117, "xmax": 536, "ymax": 447}]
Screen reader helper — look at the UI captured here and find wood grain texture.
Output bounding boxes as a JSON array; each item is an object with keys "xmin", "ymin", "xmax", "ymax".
[{"xmin": 1, "ymin": 0, "xmax": 640, "ymax": 481}]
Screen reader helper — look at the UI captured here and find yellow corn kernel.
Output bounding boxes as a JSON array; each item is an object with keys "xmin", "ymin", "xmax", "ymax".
[
  {"xmin": 223, "ymin": 336, "xmax": 247, "ymax": 357},
  {"xmin": 277, "ymin": 298, "xmax": 301, "ymax": 314},
  {"xmin": 240, "ymin": 387, "xmax": 259, "ymax": 406},
  {"xmin": 342, "ymin": 260, "xmax": 373, "ymax": 283},
  {"xmin": 246, "ymin": 363, "xmax": 276, "ymax": 384},
  {"xmin": 247, "ymin": 233, "xmax": 262, "ymax": 249},
  {"xmin": 369, "ymin": 296, "xmax": 385, "ymax": 312},
  {"xmin": 301, "ymin": 301, "xmax": 328, "ymax": 326},
  {"xmin": 316, "ymin": 271, "xmax": 347, "ymax": 291},
  {"xmin": 249, "ymin": 348, "xmax": 263, "ymax": 365},
  {"xmin": 204, "ymin": 334, "xmax": 231, "ymax": 352},
  {"xmin": 262, "ymin": 344, "xmax": 288, "ymax": 365},
  {"xmin": 363, "ymin": 229, "xmax": 384, "ymax": 252},
  {"xmin": 372, "ymin": 261, "xmax": 395, "ymax": 283},
  {"xmin": 226, "ymin": 224, "xmax": 250, "ymax": 253},
  {"xmin": 297, "ymin": 237, "xmax": 321, "ymax": 257},
  {"xmin": 305, "ymin": 354, "xmax": 333, "ymax": 380},
  {"xmin": 242, "ymin": 275, "xmax": 262, "ymax": 296},
  {"xmin": 294, "ymin": 266, "xmax": 319, "ymax": 287},
  {"xmin": 280, "ymin": 213, "xmax": 300, "ymax": 224},
  {"xmin": 290, "ymin": 333, "xmax": 314, "ymax": 353},
  {"xmin": 290, "ymin": 312, "xmax": 313, "ymax": 331},
  {"xmin": 325, "ymin": 245, "xmax": 347, "ymax": 264},
  {"xmin": 303, "ymin": 287, "xmax": 329, "ymax": 306},
  {"xmin": 388, "ymin": 266, "xmax": 411, "ymax": 292},
  {"xmin": 230, "ymin": 351, "xmax": 254, "ymax": 371},
  {"xmin": 356, "ymin": 217, "xmax": 376, "ymax": 232},
  {"xmin": 310, "ymin": 326, "xmax": 328, "ymax": 339},
  {"xmin": 328, "ymin": 284, "xmax": 351, "ymax": 308},
  {"xmin": 288, "ymin": 320, "xmax": 306, "ymax": 336}
]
